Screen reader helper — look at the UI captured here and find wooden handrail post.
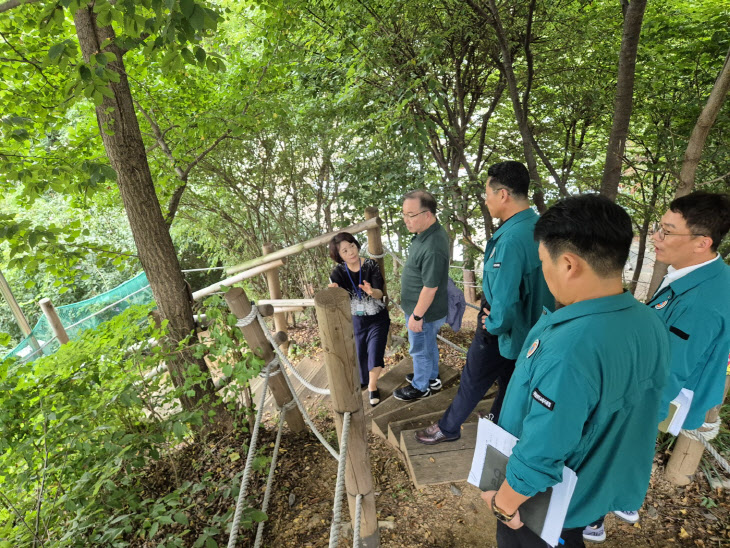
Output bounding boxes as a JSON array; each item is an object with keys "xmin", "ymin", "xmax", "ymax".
[
  {"xmin": 224, "ymin": 287, "xmax": 305, "ymax": 433},
  {"xmin": 364, "ymin": 207, "xmax": 387, "ymax": 301},
  {"xmin": 262, "ymin": 244, "xmax": 289, "ymax": 353},
  {"xmin": 314, "ymin": 287, "xmax": 379, "ymax": 548},
  {"xmin": 38, "ymin": 298, "xmax": 70, "ymax": 345},
  {"xmin": 463, "ymin": 268, "xmax": 477, "ymax": 303},
  {"xmin": 665, "ymin": 375, "xmax": 730, "ymax": 485}
]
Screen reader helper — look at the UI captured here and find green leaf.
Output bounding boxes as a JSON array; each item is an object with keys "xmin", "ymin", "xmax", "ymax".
[
  {"xmin": 189, "ymin": 5, "xmax": 205, "ymax": 31},
  {"xmin": 180, "ymin": 0, "xmax": 194, "ymax": 18},
  {"xmin": 173, "ymin": 512, "xmax": 189, "ymax": 526},
  {"xmin": 194, "ymin": 46, "xmax": 206, "ymax": 64},
  {"xmin": 48, "ymin": 43, "xmax": 66, "ymax": 61},
  {"xmin": 79, "ymin": 64, "xmax": 92, "ymax": 81}
]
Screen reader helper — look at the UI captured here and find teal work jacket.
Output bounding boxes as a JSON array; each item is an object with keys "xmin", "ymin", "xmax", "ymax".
[
  {"xmin": 648, "ymin": 257, "xmax": 730, "ymax": 430},
  {"xmin": 498, "ymin": 291, "xmax": 670, "ymax": 528},
  {"xmin": 482, "ymin": 208, "xmax": 554, "ymax": 359}
]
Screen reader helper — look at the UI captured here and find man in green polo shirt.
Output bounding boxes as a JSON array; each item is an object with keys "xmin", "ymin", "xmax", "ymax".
[
  {"xmin": 483, "ymin": 195, "xmax": 670, "ymax": 547},
  {"xmin": 394, "ymin": 190, "xmax": 450, "ymax": 401}
]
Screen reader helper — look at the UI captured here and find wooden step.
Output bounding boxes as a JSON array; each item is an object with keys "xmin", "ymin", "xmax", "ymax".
[
  {"xmin": 371, "ymin": 384, "xmax": 460, "ymax": 439},
  {"xmin": 389, "ymin": 397, "xmax": 495, "ymax": 451},
  {"xmin": 361, "ymin": 356, "xmax": 413, "ymax": 411},
  {"xmin": 400, "ymin": 421, "xmax": 479, "ymax": 489},
  {"xmin": 368, "ymin": 361, "xmax": 460, "ymax": 422}
]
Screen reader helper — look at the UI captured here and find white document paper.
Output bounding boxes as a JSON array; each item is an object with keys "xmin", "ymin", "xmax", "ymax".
[
  {"xmin": 468, "ymin": 417, "xmax": 578, "ymax": 547},
  {"xmin": 659, "ymin": 388, "xmax": 694, "ymax": 436}
]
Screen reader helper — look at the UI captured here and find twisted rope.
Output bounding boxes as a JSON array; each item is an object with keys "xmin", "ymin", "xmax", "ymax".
[
  {"xmin": 255, "ymin": 314, "xmax": 330, "ymax": 395},
  {"xmin": 681, "ymin": 419, "xmax": 730, "ymax": 475},
  {"xmin": 353, "ymin": 494, "xmax": 363, "ymax": 548},
  {"xmin": 329, "ymin": 411, "xmax": 352, "ymax": 548},
  {"xmin": 227, "ymin": 361, "xmax": 273, "ymax": 548},
  {"xmin": 253, "ymin": 401, "xmax": 294, "ymax": 548},
  {"xmin": 236, "ymin": 304, "xmax": 260, "ymax": 328},
  {"xmin": 254, "ymin": 312, "xmax": 339, "ymax": 458},
  {"xmin": 365, "ymin": 250, "xmax": 387, "ymax": 259}
]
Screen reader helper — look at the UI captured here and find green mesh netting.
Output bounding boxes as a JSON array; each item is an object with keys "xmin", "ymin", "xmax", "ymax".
[{"xmin": 2, "ymin": 272, "xmax": 154, "ymax": 364}]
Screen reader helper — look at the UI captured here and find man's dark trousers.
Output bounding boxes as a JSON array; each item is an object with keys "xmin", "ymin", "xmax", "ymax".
[
  {"xmin": 438, "ymin": 306, "xmax": 516, "ymax": 438},
  {"xmin": 496, "ymin": 521, "xmax": 585, "ymax": 548}
]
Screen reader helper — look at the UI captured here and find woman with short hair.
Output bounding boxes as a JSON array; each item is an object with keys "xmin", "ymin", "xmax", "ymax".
[{"xmin": 328, "ymin": 232, "xmax": 390, "ymax": 406}]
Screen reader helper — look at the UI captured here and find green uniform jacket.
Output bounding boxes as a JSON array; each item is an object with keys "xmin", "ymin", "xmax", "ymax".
[
  {"xmin": 648, "ymin": 258, "xmax": 730, "ymax": 430},
  {"xmin": 498, "ymin": 292, "xmax": 670, "ymax": 528},
  {"xmin": 400, "ymin": 221, "xmax": 449, "ymax": 322},
  {"xmin": 481, "ymin": 209, "xmax": 554, "ymax": 359}
]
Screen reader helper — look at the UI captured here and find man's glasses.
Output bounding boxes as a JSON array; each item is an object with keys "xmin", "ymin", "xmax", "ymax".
[
  {"xmin": 402, "ymin": 210, "xmax": 428, "ymax": 220},
  {"xmin": 653, "ymin": 223, "xmax": 705, "ymax": 241},
  {"xmin": 480, "ymin": 187, "xmax": 511, "ymax": 200}
]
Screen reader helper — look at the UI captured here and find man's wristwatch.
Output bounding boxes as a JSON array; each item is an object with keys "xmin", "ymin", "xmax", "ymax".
[
  {"xmin": 412, "ymin": 314, "xmax": 423, "ymax": 321},
  {"xmin": 491, "ymin": 494, "xmax": 517, "ymax": 523}
]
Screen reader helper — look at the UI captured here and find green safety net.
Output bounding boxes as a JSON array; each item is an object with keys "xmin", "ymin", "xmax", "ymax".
[{"xmin": 2, "ymin": 272, "xmax": 154, "ymax": 364}]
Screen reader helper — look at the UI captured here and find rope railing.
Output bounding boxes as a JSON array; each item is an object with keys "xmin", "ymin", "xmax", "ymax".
[
  {"xmin": 681, "ymin": 420, "xmax": 730, "ymax": 475},
  {"xmin": 253, "ymin": 401, "xmax": 294, "ymax": 548},
  {"xmin": 329, "ymin": 411, "xmax": 352, "ymax": 548},
  {"xmin": 353, "ymin": 494, "xmax": 363, "ymax": 548},
  {"xmin": 227, "ymin": 359, "xmax": 275, "ymax": 548}
]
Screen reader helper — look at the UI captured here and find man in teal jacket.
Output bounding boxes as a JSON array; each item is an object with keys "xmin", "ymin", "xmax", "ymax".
[
  {"xmin": 650, "ymin": 191, "xmax": 730, "ymax": 429},
  {"xmin": 415, "ymin": 161, "xmax": 553, "ymax": 444},
  {"xmin": 588, "ymin": 192, "xmax": 730, "ymax": 543},
  {"xmin": 483, "ymin": 195, "xmax": 670, "ymax": 548}
]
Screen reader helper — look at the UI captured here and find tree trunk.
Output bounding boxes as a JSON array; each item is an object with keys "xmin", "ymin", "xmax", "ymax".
[
  {"xmin": 647, "ymin": 46, "xmax": 730, "ymax": 296},
  {"xmin": 73, "ymin": 7, "xmax": 230, "ymax": 430},
  {"xmin": 676, "ymin": 45, "xmax": 730, "ymax": 198},
  {"xmin": 600, "ymin": 0, "xmax": 648, "ymax": 201},
  {"xmin": 630, "ymin": 178, "xmax": 661, "ymax": 298},
  {"xmin": 481, "ymin": 0, "xmax": 546, "ymax": 213}
]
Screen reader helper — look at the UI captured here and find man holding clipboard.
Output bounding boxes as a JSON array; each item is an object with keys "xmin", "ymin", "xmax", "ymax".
[{"xmin": 482, "ymin": 195, "xmax": 670, "ymax": 547}]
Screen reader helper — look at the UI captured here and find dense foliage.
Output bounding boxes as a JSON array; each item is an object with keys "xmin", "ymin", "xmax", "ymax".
[{"xmin": 0, "ymin": 0, "xmax": 728, "ymax": 545}]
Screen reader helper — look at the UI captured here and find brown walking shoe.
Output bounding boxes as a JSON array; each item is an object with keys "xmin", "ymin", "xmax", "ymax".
[{"xmin": 414, "ymin": 423, "xmax": 460, "ymax": 445}]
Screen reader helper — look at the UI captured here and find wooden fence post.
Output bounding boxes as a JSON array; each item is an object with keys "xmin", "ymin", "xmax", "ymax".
[
  {"xmin": 224, "ymin": 287, "xmax": 305, "ymax": 433},
  {"xmin": 39, "ymin": 298, "xmax": 70, "ymax": 345},
  {"xmin": 665, "ymin": 375, "xmax": 730, "ymax": 485},
  {"xmin": 314, "ymin": 287, "xmax": 379, "ymax": 548},
  {"xmin": 262, "ymin": 243, "xmax": 289, "ymax": 353},
  {"xmin": 463, "ymin": 268, "xmax": 477, "ymax": 303},
  {"xmin": 364, "ymin": 207, "xmax": 387, "ymax": 300}
]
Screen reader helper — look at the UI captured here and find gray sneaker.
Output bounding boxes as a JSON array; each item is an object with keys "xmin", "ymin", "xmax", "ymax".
[
  {"xmin": 583, "ymin": 523, "xmax": 606, "ymax": 544},
  {"xmin": 405, "ymin": 373, "xmax": 442, "ymax": 391},
  {"xmin": 613, "ymin": 510, "xmax": 639, "ymax": 523}
]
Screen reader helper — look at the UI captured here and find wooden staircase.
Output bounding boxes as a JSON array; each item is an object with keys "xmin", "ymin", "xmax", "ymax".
[{"xmin": 366, "ymin": 356, "xmax": 497, "ymax": 489}]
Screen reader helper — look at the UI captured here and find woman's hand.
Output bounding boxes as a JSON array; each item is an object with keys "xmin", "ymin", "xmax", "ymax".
[{"xmin": 359, "ymin": 280, "xmax": 373, "ymax": 295}]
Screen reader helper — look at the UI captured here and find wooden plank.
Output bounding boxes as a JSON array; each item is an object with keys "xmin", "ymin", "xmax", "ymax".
[
  {"xmin": 401, "ymin": 422, "xmax": 479, "ymax": 489},
  {"xmin": 371, "ymin": 384, "xmax": 461, "ymax": 434},
  {"xmin": 389, "ymin": 398, "xmax": 495, "ymax": 450}
]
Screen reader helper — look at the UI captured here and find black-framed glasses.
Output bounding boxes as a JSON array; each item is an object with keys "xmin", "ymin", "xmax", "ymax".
[
  {"xmin": 402, "ymin": 210, "xmax": 428, "ymax": 220},
  {"xmin": 654, "ymin": 223, "xmax": 705, "ymax": 241}
]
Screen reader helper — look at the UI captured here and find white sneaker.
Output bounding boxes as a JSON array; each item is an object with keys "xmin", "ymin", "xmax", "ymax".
[
  {"xmin": 583, "ymin": 523, "xmax": 606, "ymax": 543},
  {"xmin": 613, "ymin": 510, "xmax": 639, "ymax": 523}
]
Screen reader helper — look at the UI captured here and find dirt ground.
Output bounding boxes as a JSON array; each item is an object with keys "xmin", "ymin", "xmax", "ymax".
[{"xmin": 137, "ymin": 311, "xmax": 730, "ymax": 547}]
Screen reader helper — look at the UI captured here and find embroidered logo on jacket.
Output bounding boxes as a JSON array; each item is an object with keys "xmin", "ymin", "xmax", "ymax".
[
  {"xmin": 493, "ymin": 262, "xmax": 501, "ymax": 268},
  {"xmin": 526, "ymin": 339, "xmax": 540, "ymax": 358},
  {"xmin": 532, "ymin": 388, "xmax": 555, "ymax": 411},
  {"xmin": 654, "ymin": 299, "xmax": 669, "ymax": 310}
]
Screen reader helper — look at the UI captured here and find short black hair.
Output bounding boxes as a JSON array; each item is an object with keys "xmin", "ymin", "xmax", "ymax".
[
  {"xmin": 403, "ymin": 189, "xmax": 437, "ymax": 214},
  {"xmin": 487, "ymin": 161, "xmax": 530, "ymax": 199},
  {"xmin": 669, "ymin": 192, "xmax": 730, "ymax": 252},
  {"xmin": 329, "ymin": 232, "xmax": 361, "ymax": 263},
  {"xmin": 534, "ymin": 194, "xmax": 633, "ymax": 277}
]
